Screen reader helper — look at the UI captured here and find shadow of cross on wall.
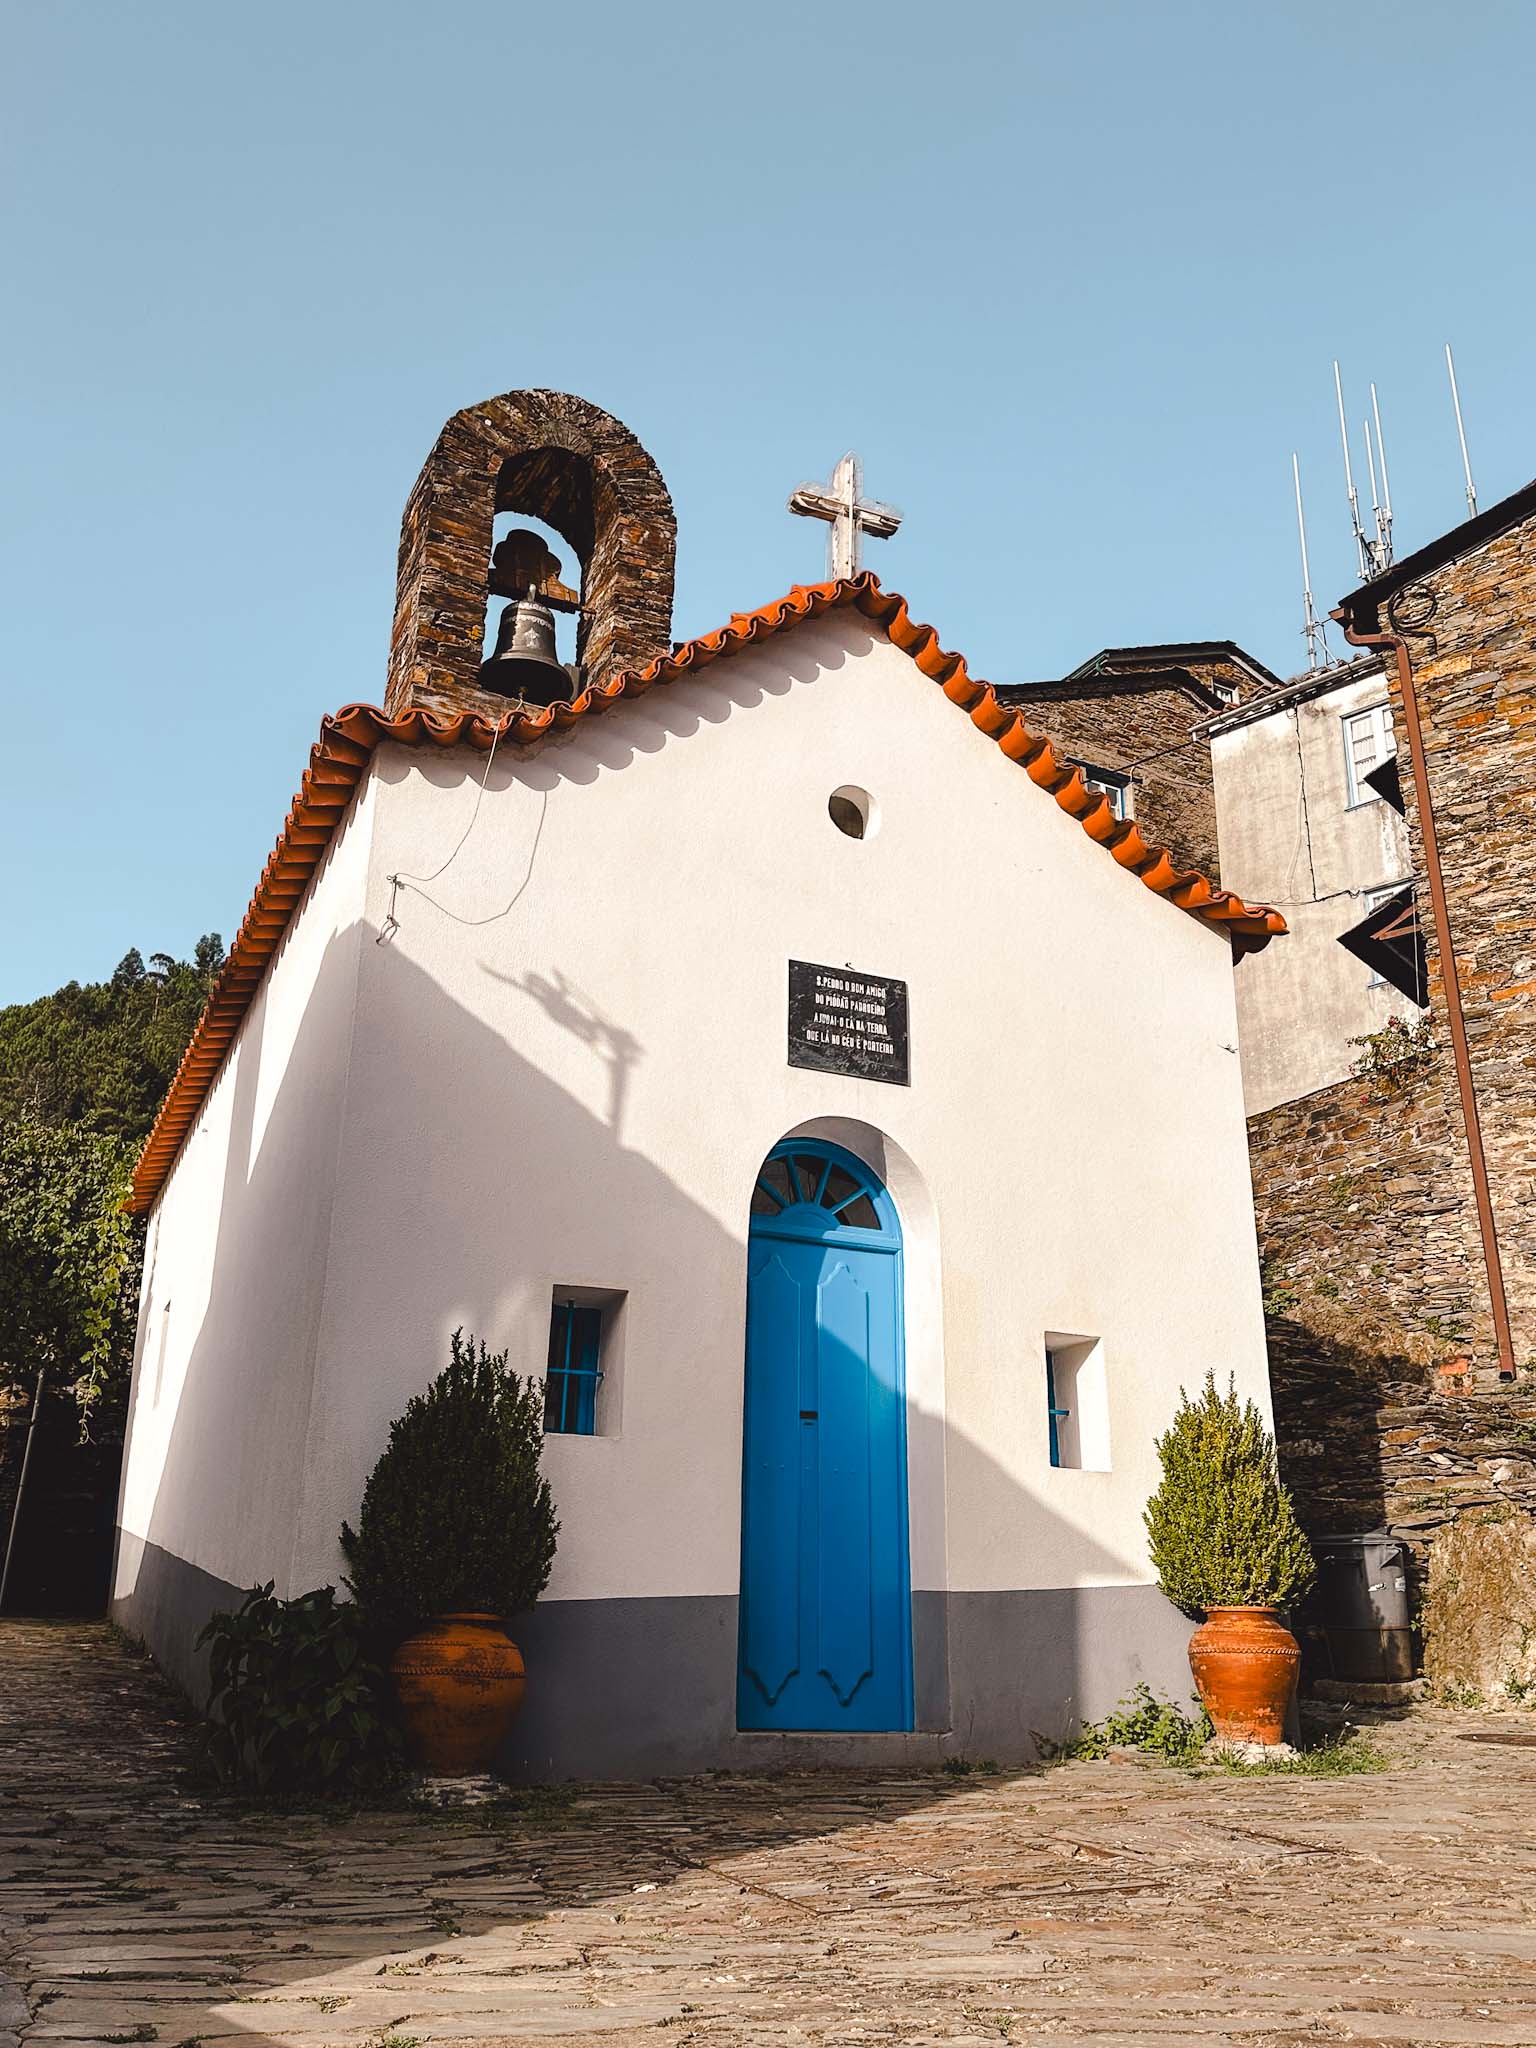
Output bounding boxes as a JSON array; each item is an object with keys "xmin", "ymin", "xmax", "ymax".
[{"xmin": 488, "ymin": 966, "xmax": 644, "ymax": 1136}]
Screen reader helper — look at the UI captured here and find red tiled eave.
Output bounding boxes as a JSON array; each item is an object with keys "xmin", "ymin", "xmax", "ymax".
[{"xmin": 129, "ymin": 574, "xmax": 1284, "ymax": 1213}]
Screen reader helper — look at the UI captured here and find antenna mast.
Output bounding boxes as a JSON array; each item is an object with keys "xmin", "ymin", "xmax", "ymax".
[
  {"xmin": 1293, "ymin": 452, "xmax": 1330, "ymax": 673},
  {"xmin": 1369, "ymin": 381, "xmax": 1394, "ymax": 570},
  {"xmin": 1445, "ymin": 342, "xmax": 1478, "ymax": 519},
  {"xmin": 1334, "ymin": 360, "xmax": 1372, "ymax": 579}
]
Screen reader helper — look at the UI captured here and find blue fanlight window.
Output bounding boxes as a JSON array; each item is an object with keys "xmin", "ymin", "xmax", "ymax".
[
  {"xmin": 1045, "ymin": 1348, "xmax": 1071, "ymax": 1469},
  {"xmin": 545, "ymin": 1300, "xmax": 604, "ymax": 1435}
]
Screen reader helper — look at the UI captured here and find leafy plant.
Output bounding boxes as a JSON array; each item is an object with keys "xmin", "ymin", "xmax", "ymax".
[
  {"xmin": 196, "ymin": 1583, "xmax": 403, "ymax": 1796},
  {"xmin": 1259, "ymin": 1262, "xmax": 1300, "ymax": 1318},
  {"xmin": 1069, "ymin": 1684, "xmax": 1212, "ymax": 1763},
  {"xmin": 1348, "ymin": 1012, "xmax": 1435, "ymax": 1098},
  {"xmin": 341, "ymin": 1330, "xmax": 558, "ymax": 1638},
  {"xmin": 1067, "ymin": 1687, "xmax": 1389, "ymax": 1776},
  {"xmin": 1144, "ymin": 1373, "xmax": 1315, "ymax": 1616}
]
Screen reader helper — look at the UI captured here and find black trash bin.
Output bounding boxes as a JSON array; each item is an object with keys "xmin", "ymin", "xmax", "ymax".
[{"xmin": 1304, "ymin": 1531, "xmax": 1414, "ymax": 1682}]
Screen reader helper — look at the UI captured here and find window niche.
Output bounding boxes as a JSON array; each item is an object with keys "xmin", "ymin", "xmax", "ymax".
[
  {"xmin": 828, "ymin": 785, "xmax": 879, "ymax": 840},
  {"xmin": 544, "ymin": 1287, "xmax": 626, "ymax": 1437},
  {"xmin": 1044, "ymin": 1333, "xmax": 1111, "ymax": 1472}
]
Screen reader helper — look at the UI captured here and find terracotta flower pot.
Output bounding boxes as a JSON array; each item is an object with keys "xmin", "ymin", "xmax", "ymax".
[
  {"xmin": 1187, "ymin": 1605, "xmax": 1300, "ymax": 1746},
  {"xmin": 389, "ymin": 1613, "xmax": 526, "ymax": 1775}
]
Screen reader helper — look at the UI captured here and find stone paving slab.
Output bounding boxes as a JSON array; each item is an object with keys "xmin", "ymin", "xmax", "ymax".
[{"xmin": 6, "ymin": 1622, "xmax": 1536, "ymax": 2044}]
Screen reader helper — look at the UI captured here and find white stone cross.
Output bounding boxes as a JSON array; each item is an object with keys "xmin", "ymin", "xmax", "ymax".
[{"xmin": 787, "ymin": 453, "xmax": 902, "ymax": 582}]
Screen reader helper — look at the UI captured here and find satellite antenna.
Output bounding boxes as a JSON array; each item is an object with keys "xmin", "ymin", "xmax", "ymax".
[
  {"xmin": 1293, "ymin": 452, "xmax": 1330, "ymax": 672},
  {"xmin": 1445, "ymin": 342, "xmax": 1478, "ymax": 519},
  {"xmin": 1334, "ymin": 361, "xmax": 1373, "ymax": 580},
  {"xmin": 1369, "ymin": 381, "xmax": 1394, "ymax": 570}
]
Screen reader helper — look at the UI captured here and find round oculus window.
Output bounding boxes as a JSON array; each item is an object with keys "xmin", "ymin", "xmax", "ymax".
[{"xmin": 828, "ymin": 785, "xmax": 878, "ymax": 840}]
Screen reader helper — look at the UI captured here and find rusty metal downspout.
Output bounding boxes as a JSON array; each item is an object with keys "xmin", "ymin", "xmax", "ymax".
[{"xmin": 1334, "ymin": 604, "xmax": 1516, "ymax": 1381}]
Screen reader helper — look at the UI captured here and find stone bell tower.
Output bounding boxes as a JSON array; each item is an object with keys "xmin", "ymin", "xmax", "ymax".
[{"xmin": 385, "ymin": 390, "xmax": 676, "ymax": 720}]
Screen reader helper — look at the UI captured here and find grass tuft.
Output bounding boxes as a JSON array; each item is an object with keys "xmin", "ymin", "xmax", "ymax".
[{"xmin": 1209, "ymin": 1732, "xmax": 1391, "ymax": 1776}]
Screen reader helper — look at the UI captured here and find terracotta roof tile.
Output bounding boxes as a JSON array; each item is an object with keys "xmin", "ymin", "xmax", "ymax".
[{"xmin": 129, "ymin": 574, "xmax": 1283, "ymax": 1213}]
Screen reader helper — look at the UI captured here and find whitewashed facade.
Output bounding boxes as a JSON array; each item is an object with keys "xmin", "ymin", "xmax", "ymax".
[
  {"xmin": 115, "ymin": 600, "xmax": 1278, "ymax": 1777},
  {"xmin": 1211, "ymin": 657, "xmax": 1417, "ymax": 1115}
]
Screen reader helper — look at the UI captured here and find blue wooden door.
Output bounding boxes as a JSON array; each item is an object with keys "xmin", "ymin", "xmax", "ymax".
[{"xmin": 738, "ymin": 1141, "xmax": 912, "ymax": 1732}]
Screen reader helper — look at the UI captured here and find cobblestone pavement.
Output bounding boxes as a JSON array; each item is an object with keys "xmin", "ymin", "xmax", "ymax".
[{"xmin": 4, "ymin": 1622, "xmax": 1536, "ymax": 2048}]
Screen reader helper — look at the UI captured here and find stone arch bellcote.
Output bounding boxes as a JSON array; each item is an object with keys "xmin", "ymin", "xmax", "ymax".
[{"xmin": 386, "ymin": 390, "xmax": 676, "ymax": 719}]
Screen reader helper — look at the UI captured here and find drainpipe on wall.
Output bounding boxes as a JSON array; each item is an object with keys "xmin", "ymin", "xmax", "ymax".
[{"xmin": 1334, "ymin": 605, "xmax": 1516, "ymax": 1382}]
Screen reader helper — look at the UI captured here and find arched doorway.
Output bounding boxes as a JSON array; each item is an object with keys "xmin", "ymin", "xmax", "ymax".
[{"xmin": 737, "ymin": 1139, "xmax": 913, "ymax": 1732}]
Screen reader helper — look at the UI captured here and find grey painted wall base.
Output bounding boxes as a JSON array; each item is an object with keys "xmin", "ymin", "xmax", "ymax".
[
  {"xmin": 942, "ymin": 1585, "xmax": 1196, "ymax": 1760},
  {"xmin": 110, "ymin": 1533, "xmax": 1196, "ymax": 1782},
  {"xmin": 508, "ymin": 1582, "xmax": 1193, "ymax": 1780},
  {"xmin": 110, "ymin": 1530, "xmax": 241, "ymax": 1706}
]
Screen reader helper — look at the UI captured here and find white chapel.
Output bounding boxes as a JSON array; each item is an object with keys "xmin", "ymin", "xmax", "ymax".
[{"xmin": 113, "ymin": 390, "xmax": 1286, "ymax": 1778}]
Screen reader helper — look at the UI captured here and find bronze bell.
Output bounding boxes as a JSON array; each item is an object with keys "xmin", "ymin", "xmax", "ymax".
[{"xmin": 478, "ymin": 592, "xmax": 571, "ymax": 704}]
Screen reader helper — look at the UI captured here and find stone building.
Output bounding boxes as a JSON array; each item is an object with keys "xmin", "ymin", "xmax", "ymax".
[
  {"xmin": 110, "ymin": 389, "xmax": 1285, "ymax": 1778},
  {"xmin": 1219, "ymin": 479, "xmax": 1536, "ymax": 1661},
  {"xmin": 997, "ymin": 641, "xmax": 1281, "ymax": 880},
  {"xmin": 988, "ymin": 482, "xmax": 1536, "ymax": 1662}
]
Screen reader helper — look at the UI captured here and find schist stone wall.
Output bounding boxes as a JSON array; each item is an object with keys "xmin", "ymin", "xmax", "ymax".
[
  {"xmin": 1267, "ymin": 1316, "xmax": 1536, "ymax": 1570},
  {"xmin": 995, "ymin": 676, "xmax": 1223, "ymax": 878},
  {"xmin": 1249, "ymin": 1056, "xmax": 1504, "ymax": 1569},
  {"xmin": 1251, "ymin": 1054, "xmax": 1536, "ymax": 1688},
  {"xmin": 1248, "ymin": 1056, "xmax": 1491, "ymax": 1361},
  {"xmin": 1357, "ymin": 512, "xmax": 1536, "ymax": 1371}
]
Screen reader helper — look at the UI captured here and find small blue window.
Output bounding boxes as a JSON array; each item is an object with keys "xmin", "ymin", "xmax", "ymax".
[
  {"xmin": 545, "ymin": 1301, "xmax": 603, "ymax": 1435},
  {"xmin": 1046, "ymin": 1349, "xmax": 1071, "ymax": 1469}
]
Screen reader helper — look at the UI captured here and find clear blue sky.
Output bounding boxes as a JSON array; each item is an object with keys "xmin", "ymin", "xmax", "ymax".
[{"xmin": 3, "ymin": 0, "xmax": 1532, "ymax": 1003}]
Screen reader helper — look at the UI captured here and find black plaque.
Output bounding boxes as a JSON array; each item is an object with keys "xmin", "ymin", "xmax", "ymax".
[{"xmin": 787, "ymin": 960, "xmax": 910, "ymax": 1085}]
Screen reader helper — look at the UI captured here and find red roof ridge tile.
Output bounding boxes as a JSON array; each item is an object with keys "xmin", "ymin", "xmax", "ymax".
[{"xmin": 128, "ymin": 573, "xmax": 1283, "ymax": 1213}]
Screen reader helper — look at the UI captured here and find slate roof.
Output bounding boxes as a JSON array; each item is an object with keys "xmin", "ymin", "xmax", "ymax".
[
  {"xmin": 1066, "ymin": 641, "xmax": 1284, "ymax": 690},
  {"xmin": 998, "ymin": 668, "xmax": 1231, "ymax": 715}
]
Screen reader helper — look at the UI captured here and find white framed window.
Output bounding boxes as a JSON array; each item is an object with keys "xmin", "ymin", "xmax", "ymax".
[
  {"xmin": 1072, "ymin": 763, "xmax": 1132, "ymax": 820},
  {"xmin": 1343, "ymin": 704, "xmax": 1397, "ymax": 807}
]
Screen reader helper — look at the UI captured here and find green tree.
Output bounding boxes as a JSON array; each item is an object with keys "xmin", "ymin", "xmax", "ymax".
[
  {"xmin": 0, "ymin": 935, "xmax": 222, "ymax": 1424},
  {"xmin": 0, "ymin": 935, "xmax": 223, "ymax": 1144},
  {"xmin": 342, "ymin": 1331, "xmax": 559, "ymax": 1639},
  {"xmin": 0, "ymin": 1117, "xmax": 139, "ymax": 1419},
  {"xmin": 1144, "ymin": 1373, "xmax": 1315, "ymax": 1616}
]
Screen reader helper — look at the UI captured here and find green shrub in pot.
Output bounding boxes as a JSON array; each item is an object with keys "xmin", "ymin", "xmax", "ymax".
[
  {"xmin": 1145, "ymin": 1372, "xmax": 1315, "ymax": 1616},
  {"xmin": 341, "ymin": 1328, "xmax": 559, "ymax": 1639}
]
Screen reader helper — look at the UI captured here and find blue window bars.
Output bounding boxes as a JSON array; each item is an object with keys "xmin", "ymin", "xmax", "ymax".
[
  {"xmin": 1045, "ymin": 1349, "xmax": 1071, "ymax": 1468},
  {"xmin": 545, "ymin": 1300, "xmax": 603, "ymax": 1435}
]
